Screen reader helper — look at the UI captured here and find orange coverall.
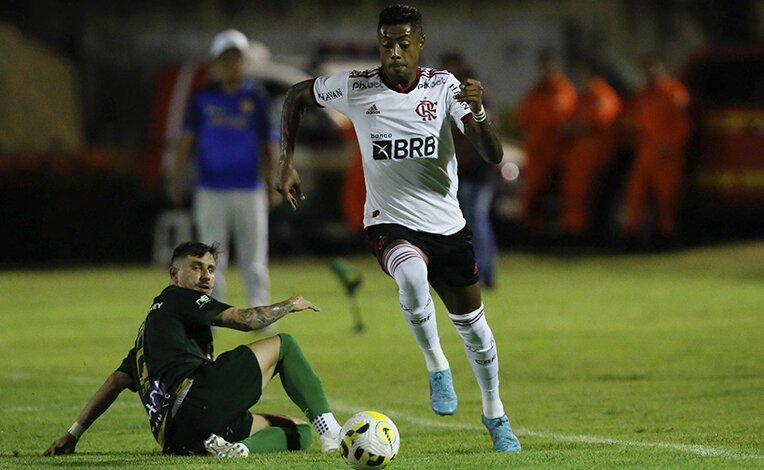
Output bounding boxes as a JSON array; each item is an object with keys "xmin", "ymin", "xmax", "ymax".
[
  {"xmin": 624, "ymin": 76, "xmax": 690, "ymax": 236},
  {"xmin": 516, "ymin": 73, "xmax": 577, "ymax": 231},
  {"xmin": 561, "ymin": 76, "xmax": 622, "ymax": 234}
]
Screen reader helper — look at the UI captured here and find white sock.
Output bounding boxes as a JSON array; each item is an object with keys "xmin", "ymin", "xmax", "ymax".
[
  {"xmin": 386, "ymin": 244, "xmax": 449, "ymax": 372},
  {"xmin": 311, "ymin": 412, "xmax": 341, "ymax": 436},
  {"xmin": 449, "ymin": 304, "xmax": 505, "ymax": 419},
  {"xmin": 481, "ymin": 389, "xmax": 504, "ymax": 420}
]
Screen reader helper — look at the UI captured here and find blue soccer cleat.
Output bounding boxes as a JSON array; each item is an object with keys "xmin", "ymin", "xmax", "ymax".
[
  {"xmin": 482, "ymin": 414, "xmax": 522, "ymax": 452},
  {"xmin": 428, "ymin": 369, "xmax": 458, "ymax": 415}
]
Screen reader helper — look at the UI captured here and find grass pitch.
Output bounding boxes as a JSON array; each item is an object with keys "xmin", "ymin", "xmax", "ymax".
[{"xmin": 1, "ymin": 242, "xmax": 763, "ymax": 469}]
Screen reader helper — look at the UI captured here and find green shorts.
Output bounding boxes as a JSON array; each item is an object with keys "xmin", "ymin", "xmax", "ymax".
[{"xmin": 163, "ymin": 345, "xmax": 263, "ymax": 455}]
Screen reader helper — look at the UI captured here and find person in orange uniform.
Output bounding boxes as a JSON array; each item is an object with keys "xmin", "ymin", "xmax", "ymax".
[
  {"xmin": 561, "ymin": 62, "xmax": 622, "ymax": 239},
  {"xmin": 516, "ymin": 50, "xmax": 577, "ymax": 235},
  {"xmin": 624, "ymin": 57, "xmax": 690, "ymax": 241}
]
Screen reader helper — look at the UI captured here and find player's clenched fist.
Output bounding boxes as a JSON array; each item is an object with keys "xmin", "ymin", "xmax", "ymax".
[{"xmin": 455, "ymin": 78, "xmax": 485, "ymax": 112}]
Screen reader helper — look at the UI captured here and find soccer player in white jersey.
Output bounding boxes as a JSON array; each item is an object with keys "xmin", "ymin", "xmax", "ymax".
[{"xmin": 279, "ymin": 4, "xmax": 521, "ymax": 452}]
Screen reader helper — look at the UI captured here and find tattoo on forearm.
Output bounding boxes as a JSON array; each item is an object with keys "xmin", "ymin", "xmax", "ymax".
[
  {"xmin": 279, "ymin": 82, "xmax": 309, "ymax": 159},
  {"xmin": 238, "ymin": 299, "xmax": 293, "ymax": 330},
  {"xmin": 280, "ymin": 112, "xmax": 302, "ymax": 158}
]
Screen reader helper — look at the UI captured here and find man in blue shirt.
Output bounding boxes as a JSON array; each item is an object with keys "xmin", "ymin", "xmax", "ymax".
[{"xmin": 171, "ymin": 29, "xmax": 274, "ymax": 311}]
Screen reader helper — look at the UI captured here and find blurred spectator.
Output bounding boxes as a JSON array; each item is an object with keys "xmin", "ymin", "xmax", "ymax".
[
  {"xmin": 623, "ymin": 56, "xmax": 691, "ymax": 244},
  {"xmin": 560, "ymin": 59, "xmax": 622, "ymax": 241},
  {"xmin": 516, "ymin": 49, "xmax": 577, "ymax": 236},
  {"xmin": 441, "ymin": 51, "xmax": 498, "ymax": 288},
  {"xmin": 170, "ymin": 29, "xmax": 274, "ymax": 309}
]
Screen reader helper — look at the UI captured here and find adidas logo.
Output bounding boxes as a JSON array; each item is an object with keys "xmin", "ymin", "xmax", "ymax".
[{"xmin": 366, "ymin": 104, "xmax": 380, "ymax": 115}]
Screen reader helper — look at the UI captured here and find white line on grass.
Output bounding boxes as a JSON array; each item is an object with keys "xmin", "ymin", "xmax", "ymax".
[{"xmin": 330, "ymin": 401, "xmax": 764, "ymax": 461}]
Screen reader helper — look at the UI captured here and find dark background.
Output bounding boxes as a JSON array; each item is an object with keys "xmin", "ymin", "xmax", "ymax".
[{"xmin": 1, "ymin": 0, "xmax": 762, "ymax": 263}]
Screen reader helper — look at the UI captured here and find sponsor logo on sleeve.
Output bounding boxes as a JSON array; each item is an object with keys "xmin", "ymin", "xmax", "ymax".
[
  {"xmin": 317, "ymin": 88, "xmax": 343, "ymax": 102},
  {"xmin": 196, "ymin": 295, "xmax": 211, "ymax": 307}
]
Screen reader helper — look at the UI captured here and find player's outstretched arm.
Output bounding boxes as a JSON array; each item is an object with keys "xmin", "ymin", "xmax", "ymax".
[
  {"xmin": 43, "ymin": 371, "xmax": 132, "ymax": 456},
  {"xmin": 456, "ymin": 79, "xmax": 504, "ymax": 164},
  {"xmin": 215, "ymin": 295, "xmax": 320, "ymax": 331},
  {"xmin": 279, "ymin": 79, "xmax": 319, "ymax": 209}
]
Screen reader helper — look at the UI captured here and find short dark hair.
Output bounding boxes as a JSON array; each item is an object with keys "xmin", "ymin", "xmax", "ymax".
[
  {"xmin": 378, "ymin": 4, "xmax": 423, "ymax": 33},
  {"xmin": 171, "ymin": 241, "xmax": 220, "ymax": 266}
]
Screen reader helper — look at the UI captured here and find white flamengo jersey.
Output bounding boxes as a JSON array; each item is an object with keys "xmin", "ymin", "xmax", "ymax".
[{"xmin": 313, "ymin": 67, "xmax": 473, "ymax": 235}]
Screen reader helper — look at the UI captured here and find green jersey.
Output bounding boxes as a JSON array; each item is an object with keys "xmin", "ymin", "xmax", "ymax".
[{"xmin": 117, "ymin": 285, "xmax": 231, "ymax": 447}]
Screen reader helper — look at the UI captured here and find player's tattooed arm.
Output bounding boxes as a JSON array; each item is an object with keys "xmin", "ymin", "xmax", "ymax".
[
  {"xmin": 215, "ymin": 296, "xmax": 320, "ymax": 331},
  {"xmin": 280, "ymin": 79, "xmax": 316, "ymax": 160},
  {"xmin": 279, "ymin": 79, "xmax": 318, "ymax": 209}
]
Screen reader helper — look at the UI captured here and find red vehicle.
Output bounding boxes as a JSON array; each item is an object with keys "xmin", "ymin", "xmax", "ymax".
[{"xmin": 681, "ymin": 46, "xmax": 764, "ymax": 228}]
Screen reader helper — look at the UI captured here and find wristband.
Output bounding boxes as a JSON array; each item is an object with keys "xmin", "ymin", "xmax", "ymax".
[
  {"xmin": 472, "ymin": 105, "xmax": 487, "ymax": 123},
  {"xmin": 68, "ymin": 421, "xmax": 85, "ymax": 440}
]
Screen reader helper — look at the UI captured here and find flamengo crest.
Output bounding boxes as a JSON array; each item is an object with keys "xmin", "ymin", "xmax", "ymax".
[{"xmin": 415, "ymin": 99, "xmax": 437, "ymax": 121}]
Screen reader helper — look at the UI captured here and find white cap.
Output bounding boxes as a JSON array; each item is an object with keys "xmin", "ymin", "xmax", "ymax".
[{"xmin": 210, "ymin": 29, "xmax": 250, "ymax": 58}]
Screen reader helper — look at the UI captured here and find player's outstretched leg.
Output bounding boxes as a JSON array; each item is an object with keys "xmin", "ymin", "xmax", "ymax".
[
  {"xmin": 240, "ymin": 421, "xmax": 313, "ymax": 453},
  {"xmin": 274, "ymin": 333, "xmax": 342, "ymax": 451},
  {"xmin": 449, "ymin": 304, "xmax": 521, "ymax": 451},
  {"xmin": 205, "ymin": 424, "xmax": 314, "ymax": 456},
  {"xmin": 385, "ymin": 244, "xmax": 457, "ymax": 415}
]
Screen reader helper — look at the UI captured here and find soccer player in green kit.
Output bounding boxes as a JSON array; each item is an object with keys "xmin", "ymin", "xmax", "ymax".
[{"xmin": 43, "ymin": 242, "xmax": 342, "ymax": 457}]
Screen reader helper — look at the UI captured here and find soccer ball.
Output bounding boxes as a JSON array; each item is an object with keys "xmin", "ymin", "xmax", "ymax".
[{"xmin": 340, "ymin": 411, "xmax": 400, "ymax": 470}]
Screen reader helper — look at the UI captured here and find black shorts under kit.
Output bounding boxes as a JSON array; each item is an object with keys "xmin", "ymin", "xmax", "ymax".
[{"xmin": 364, "ymin": 223, "xmax": 480, "ymax": 287}]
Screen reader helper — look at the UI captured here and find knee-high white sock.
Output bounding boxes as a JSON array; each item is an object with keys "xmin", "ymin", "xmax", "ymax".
[
  {"xmin": 385, "ymin": 245, "xmax": 449, "ymax": 372},
  {"xmin": 449, "ymin": 304, "xmax": 505, "ymax": 419}
]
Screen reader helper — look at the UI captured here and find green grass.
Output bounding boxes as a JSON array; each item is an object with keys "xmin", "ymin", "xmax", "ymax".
[{"xmin": 1, "ymin": 242, "xmax": 763, "ymax": 469}]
